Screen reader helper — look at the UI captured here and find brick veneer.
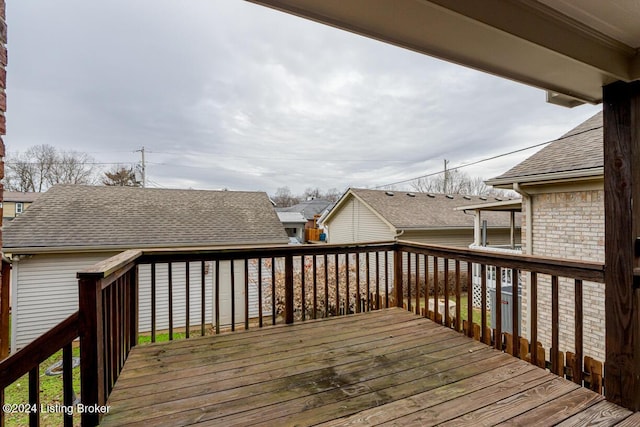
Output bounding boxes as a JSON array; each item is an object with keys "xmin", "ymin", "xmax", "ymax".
[{"xmin": 520, "ymin": 189, "xmax": 605, "ymax": 361}]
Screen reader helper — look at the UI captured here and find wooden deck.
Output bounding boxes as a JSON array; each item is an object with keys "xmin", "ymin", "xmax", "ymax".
[{"xmin": 100, "ymin": 308, "xmax": 639, "ymax": 426}]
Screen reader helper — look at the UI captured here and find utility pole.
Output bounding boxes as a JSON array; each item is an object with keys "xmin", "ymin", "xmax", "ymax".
[
  {"xmin": 135, "ymin": 146, "xmax": 146, "ymax": 188},
  {"xmin": 443, "ymin": 159, "xmax": 449, "ymax": 194}
]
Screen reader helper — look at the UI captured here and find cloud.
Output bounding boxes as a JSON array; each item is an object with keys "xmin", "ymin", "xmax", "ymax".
[{"xmin": 5, "ymin": 0, "xmax": 600, "ymax": 195}]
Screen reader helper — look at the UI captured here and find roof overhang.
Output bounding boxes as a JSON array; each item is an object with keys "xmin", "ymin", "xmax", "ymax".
[
  {"xmin": 247, "ymin": 0, "xmax": 640, "ymax": 106},
  {"xmin": 455, "ymin": 199, "xmax": 523, "ymax": 212},
  {"xmin": 487, "ymin": 167, "xmax": 604, "ymax": 189}
]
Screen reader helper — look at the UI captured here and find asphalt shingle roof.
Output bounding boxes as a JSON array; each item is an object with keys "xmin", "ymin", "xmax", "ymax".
[
  {"xmin": 349, "ymin": 188, "xmax": 519, "ymax": 229},
  {"xmin": 276, "ymin": 199, "xmax": 332, "ymax": 220},
  {"xmin": 489, "ymin": 111, "xmax": 602, "ymax": 183},
  {"xmin": 3, "ymin": 185, "xmax": 288, "ymax": 250}
]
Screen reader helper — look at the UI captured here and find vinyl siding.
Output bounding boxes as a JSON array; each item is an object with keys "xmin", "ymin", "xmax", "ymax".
[
  {"xmin": 12, "ymin": 254, "xmax": 270, "ymax": 351},
  {"xmin": 11, "ymin": 253, "xmax": 118, "ymax": 351},
  {"xmin": 326, "ymin": 197, "xmax": 394, "ymax": 244}
]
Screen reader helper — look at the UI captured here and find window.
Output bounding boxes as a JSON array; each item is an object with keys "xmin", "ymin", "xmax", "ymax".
[{"xmin": 15, "ymin": 202, "xmax": 24, "ymax": 215}]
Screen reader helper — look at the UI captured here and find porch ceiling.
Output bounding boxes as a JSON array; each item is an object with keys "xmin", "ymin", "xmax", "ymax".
[{"xmin": 246, "ymin": 0, "xmax": 640, "ymax": 107}]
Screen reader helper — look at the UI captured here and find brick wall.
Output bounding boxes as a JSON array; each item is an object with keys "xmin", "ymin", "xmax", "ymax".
[{"xmin": 520, "ymin": 189, "xmax": 605, "ymax": 361}]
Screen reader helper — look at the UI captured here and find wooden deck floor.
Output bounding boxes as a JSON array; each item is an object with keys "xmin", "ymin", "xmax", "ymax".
[{"xmin": 100, "ymin": 308, "xmax": 640, "ymax": 426}]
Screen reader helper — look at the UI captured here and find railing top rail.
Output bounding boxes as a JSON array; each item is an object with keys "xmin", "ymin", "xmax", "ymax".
[
  {"xmin": 0, "ymin": 311, "xmax": 79, "ymax": 389},
  {"xmin": 397, "ymin": 240, "xmax": 605, "ymax": 282},
  {"xmin": 136, "ymin": 241, "xmax": 397, "ymax": 264},
  {"xmin": 77, "ymin": 249, "xmax": 143, "ymax": 279}
]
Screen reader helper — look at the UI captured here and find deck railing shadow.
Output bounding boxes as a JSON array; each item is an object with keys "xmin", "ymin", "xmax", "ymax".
[{"xmin": 0, "ymin": 240, "xmax": 607, "ymax": 426}]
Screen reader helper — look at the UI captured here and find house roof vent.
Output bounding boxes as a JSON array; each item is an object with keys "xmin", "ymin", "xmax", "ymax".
[
  {"xmin": 446, "ymin": 195, "xmax": 454, "ymax": 199},
  {"xmin": 463, "ymin": 195, "xmax": 471, "ymax": 200},
  {"xmin": 385, "ymin": 191, "xmax": 394, "ymax": 196},
  {"xmin": 427, "ymin": 193, "xmax": 435, "ymax": 198},
  {"xmin": 479, "ymin": 196, "xmax": 487, "ymax": 201},
  {"xmin": 406, "ymin": 192, "xmax": 416, "ymax": 197}
]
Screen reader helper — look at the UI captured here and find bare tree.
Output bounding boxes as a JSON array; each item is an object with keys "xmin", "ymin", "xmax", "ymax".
[
  {"xmin": 411, "ymin": 170, "xmax": 516, "ymax": 197},
  {"xmin": 4, "ymin": 144, "xmax": 97, "ymax": 192},
  {"xmin": 271, "ymin": 186, "xmax": 300, "ymax": 207},
  {"xmin": 102, "ymin": 165, "xmax": 139, "ymax": 186}
]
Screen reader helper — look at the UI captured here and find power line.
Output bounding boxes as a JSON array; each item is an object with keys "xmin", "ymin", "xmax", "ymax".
[{"xmin": 373, "ymin": 125, "xmax": 602, "ymax": 189}]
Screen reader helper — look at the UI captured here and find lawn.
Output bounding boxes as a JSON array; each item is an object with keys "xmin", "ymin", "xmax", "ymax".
[{"xmin": 405, "ymin": 293, "xmax": 490, "ymax": 327}]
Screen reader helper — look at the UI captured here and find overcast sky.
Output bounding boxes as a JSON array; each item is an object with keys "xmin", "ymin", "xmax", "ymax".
[{"xmin": 6, "ymin": 1, "xmax": 601, "ymax": 195}]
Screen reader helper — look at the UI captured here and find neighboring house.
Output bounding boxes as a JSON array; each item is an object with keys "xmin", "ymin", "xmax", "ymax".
[
  {"xmin": 321, "ymin": 188, "xmax": 520, "ymax": 247},
  {"xmin": 486, "ymin": 111, "xmax": 605, "ymax": 361},
  {"xmin": 2, "ymin": 191, "xmax": 41, "ymax": 222},
  {"xmin": 277, "ymin": 198, "xmax": 332, "ymax": 241},
  {"xmin": 277, "ymin": 211, "xmax": 307, "ymax": 243},
  {"xmin": 455, "ymin": 198, "xmax": 523, "ymax": 311},
  {"xmin": 3, "ymin": 185, "xmax": 288, "ymax": 351}
]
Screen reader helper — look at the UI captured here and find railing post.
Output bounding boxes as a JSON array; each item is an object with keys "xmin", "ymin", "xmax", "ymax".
[
  {"xmin": 284, "ymin": 254, "xmax": 294, "ymax": 324},
  {"xmin": 0, "ymin": 260, "xmax": 10, "ymax": 359},
  {"xmin": 78, "ymin": 274, "xmax": 105, "ymax": 427},
  {"xmin": 603, "ymin": 80, "xmax": 640, "ymax": 411},
  {"xmin": 394, "ymin": 246, "xmax": 403, "ymax": 308}
]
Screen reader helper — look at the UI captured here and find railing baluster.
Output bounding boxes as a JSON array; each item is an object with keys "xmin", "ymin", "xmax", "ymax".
[
  {"xmin": 258, "ymin": 258, "xmax": 263, "ymax": 327},
  {"xmin": 313, "ymin": 255, "xmax": 318, "ymax": 319},
  {"xmin": 185, "ymin": 262, "xmax": 190, "ymax": 338},
  {"xmin": 366, "ymin": 252, "xmax": 371, "ymax": 311},
  {"xmin": 512, "ymin": 268, "xmax": 519, "ymax": 358},
  {"xmin": 575, "ymin": 279, "xmax": 584, "ymax": 385},
  {"xmin": 444, "ymin": 259, "xmax": 450, "ymax": 327},
  {"xmin": 424, "ymin": 255, "xmax": 430, "ymax": 318},
  {"xmin": 244, "ymin": 259, "xmax": 249, "ymax": 330},
  {"xmin": 335, "ymin": 253, "xmax": 340, "ymax": 316},
  {"xmin": 495, "ymin": 266, "xmax": 503, "ymax": 350},
  {"xmin": 28, "ymin": 367, "xmax": 39, "ymax": 427},
  {"xmin": 168, "ymin": 263, "xmax": 173, "ymax": 340},
  {"xmin": 215, "ymin": 259, "xmax": 220, "ymax": 334},
  {"xmin": 407, "ymin": 252, "xmax": 412, "ymax": 313},
  {"xmin": 301, "ymin": 256, "xmax": 306, "ymax": 321},
  {"xmin": 455, "ymin": 260, "xmax": 461, "ymax": 332},
  {"xmin": 552, "ymin": 275, "xmax": 560, "ymax": 375},
  {"xmin": 271, "ymin": 257, "xmax": 276, "ymax": 325},
  {"xmin": 355, "ymin": 253, "xmax": 361, "ymax": 313},
  {"xmin": 324, "ymin": 254, "xmax": 329, "ymax": 317},
  {"xmin": 63, "ymin": 343, "xmax": 74, "ymax": 427},
  {"xmin": 345, "ymin": 253, "xmax": 350, "ymax": 315},
  {"xmin": 385, "ymin": 251, "xmax": 389, "ymax": 308},
  {"xmin": 415, "ymin": 254, "xmax": 420, "ymax": 316},
  {"xmin": 394, "ymin": 249, "xmax": 403, "ymax": 308},
  {"xmin": 230, "ymin": 260, "xmax": 235, "ymax": 332},
  {"xmin": 531, "ymin": 272, "xmax": 538, "ymax": 366},
  {"xmin": 467, "ymin": 263, "xmax": 474, "ymax": 337},
  {"xmin": 151, "ymin": 263, "xmax": 156, "ymax": 343},
  {"xmin": 203, "ymin": 260, "xmax": 208, "ymax": 336},
  {"xmin": 285, "ymin": 254, "xmax": 294, "ymax": 323},
  {"xmin": 375, "ymin": 251, "xmax": 380, "ymax": 309},
  {"xmin": 433, "ymin": 256, "xmax": 439, "ymax": 323},
  {"xmin": 481, "ymin": 264, "xmax": 487, "ymax": 341}
]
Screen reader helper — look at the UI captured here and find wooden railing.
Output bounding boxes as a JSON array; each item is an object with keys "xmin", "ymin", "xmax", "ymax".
[
  {"xmin": 0, "ymin": 240, "xmax": 610, "ymax": 426},
  {"xmin": 395, "ymin": 242, "xmax": 606, "ymax": 392}
]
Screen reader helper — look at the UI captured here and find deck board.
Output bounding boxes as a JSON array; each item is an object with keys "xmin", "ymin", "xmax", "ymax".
[{"xmin": 101, "ymin": 308, "xmax": 638, "ymax": 426}]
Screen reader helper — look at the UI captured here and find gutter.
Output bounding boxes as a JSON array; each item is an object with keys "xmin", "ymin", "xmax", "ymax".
[{"xmin": 487, "ymin": 167, "xmax": 603, "ymax": 189}]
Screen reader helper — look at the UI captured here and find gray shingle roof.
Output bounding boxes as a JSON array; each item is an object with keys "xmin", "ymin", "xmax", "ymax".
[
  {"xmin": 3, "ymin": 185, "xmax": 288, "ymax": 251},
  {"xmin": 348, "ymin": 189, "xmax": 518, "ymax": 229},
  {"xmin": 276, "ymin": 199, "xmax": 332, "ymax": 220},
  {"xmin": 488, "ymin": 111, "xmax": 602, "ymax": 184}
]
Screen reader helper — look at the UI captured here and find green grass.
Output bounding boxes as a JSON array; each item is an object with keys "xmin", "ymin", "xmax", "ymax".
[
  {"xmin": 405, "ymin": 293, "xmax": 490, "ymax": 326},
  {"xmin": 2, "ymin": 346, "xmax": 82, "ymax": 427}
]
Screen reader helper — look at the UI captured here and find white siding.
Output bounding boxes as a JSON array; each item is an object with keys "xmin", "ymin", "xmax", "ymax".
[
  {"xmin": 326, "ymin": 197, "xmax": 393, "ymax": 244},
  {"xmin": 12, "ymin": 254, "xmax": 271, "ymax": 351},
  {"xmin": 11, "ymin": 253, "xmax": 118, "ymax": 351}
]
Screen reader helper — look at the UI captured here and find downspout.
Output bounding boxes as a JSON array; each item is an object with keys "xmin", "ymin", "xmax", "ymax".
[{"xmin": 513, "ymin": 183, "xmax": 532, "ymax": 344}]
